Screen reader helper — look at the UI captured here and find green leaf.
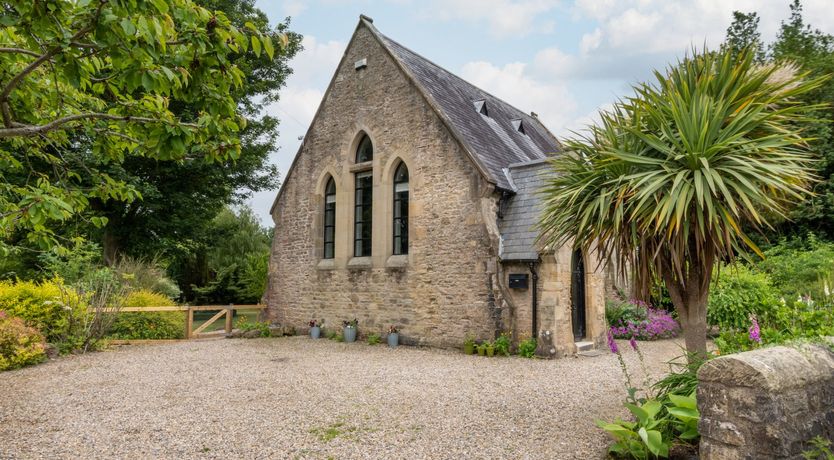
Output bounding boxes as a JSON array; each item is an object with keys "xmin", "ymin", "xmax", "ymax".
[
  {"xmin": 149, "ymin": 0, "xmax": 169, "ymax": 14},
  {"xmin": 120, "ymin": 18, "xmax": 136, "ymax": 36},
  {"xmin": 638, "ymin": 428, "xmax": 667, "ymax": 457},
  {"xmin": 251, "ymin": 35, "xmax": 261, "ymax": 57},
  {"xmin": 262, "ymin": 35, "xmax": 274, "ymax": 60},
  {"xmin": 668, "ymin": 393, "xmax": 697, "ymax": 410}
]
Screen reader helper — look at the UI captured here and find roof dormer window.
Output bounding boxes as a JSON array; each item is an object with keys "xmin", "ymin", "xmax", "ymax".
[
  {"xmin": 473, "ymin": 99, "xmax": 488, "ymax": 117},
  {"xmin": 511, "ymin": 119, "xmax": 526, "ymax": 135}
]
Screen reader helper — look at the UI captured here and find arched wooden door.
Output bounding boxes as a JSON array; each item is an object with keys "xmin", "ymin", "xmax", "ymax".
[{"xmin": 571, "ymin": 249, "xmax": 586, "ymax": 340}]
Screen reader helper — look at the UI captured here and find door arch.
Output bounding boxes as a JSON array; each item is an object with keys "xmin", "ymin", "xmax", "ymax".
[{"xmin": 571, "ymin": 248, "xmax": 586, "ymax": 340}]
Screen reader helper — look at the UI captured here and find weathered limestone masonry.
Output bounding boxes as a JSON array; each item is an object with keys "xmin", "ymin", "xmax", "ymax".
[
  {"xmin": 267, "ymin": 16, "xmax": 609, "ymax": 352},
  {"xmin": 697, "ymin": 342, "xmax": 834, "ymax": 459},
  {"xmin": 267, "ymin": 23, "xmax": 498, "ymax": 347}
]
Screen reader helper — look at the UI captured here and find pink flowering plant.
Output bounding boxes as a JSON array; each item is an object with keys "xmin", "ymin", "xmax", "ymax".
[{"xmin": 606, "ymin": 298, "xmax": 680, "ymax": 341}]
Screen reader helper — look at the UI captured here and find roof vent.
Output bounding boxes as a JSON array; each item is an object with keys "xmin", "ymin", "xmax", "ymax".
[
  {"xmin": 473, "ymin": 99, "xmax": 488, "ymax": 117},
  {"xmin": 511, "ymin": 119, "xmax": 526, "ymax": 135},
  {"xmin": 355, "ymin": 58, "xmax": 367, "ymax": 70}
]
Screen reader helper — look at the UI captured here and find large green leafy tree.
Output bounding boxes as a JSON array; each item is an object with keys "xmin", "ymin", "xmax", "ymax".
[
  {"xmin": 539, "ymin": 48, "xmax": 825, "ymax": 356},
  {"xmin": 92, "ymin": 0, "xmax": 300, "ymax": 264},
  {"xmin": 0, "ymin": 0, "xmax": 284, "ymax": 253},
  {"xmin": 171, "ymin": 205, "xmax": 270, "ymax": 303},
  {"xmin": 724, "ymin": 1, "xmax": 834, "ymax": 241}
]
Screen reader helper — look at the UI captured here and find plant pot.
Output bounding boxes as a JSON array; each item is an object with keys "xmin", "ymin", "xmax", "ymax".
[
  {"xmin": 310, "ymin": 326, "xmax": 320, "ymax": 339},
  {"xmin": 477, "ymin": 345, "xmax": 486, "ymax": 356},
  {"xmin": 388, "ymin": 333, "xmax": 399, "ymax": 348},
  {"xmin": 343, "ymin": 326, "xmax": 357, "ymax": 343},
  {"xmin": 463, "ymin": 343, "xmax": 474, "ymax": 355},
  {"xmin": 486, "ymin": 346, "xmax": 495, "ymax": 357}
]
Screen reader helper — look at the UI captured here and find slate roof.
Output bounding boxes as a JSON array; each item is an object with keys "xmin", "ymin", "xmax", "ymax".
[
  {"xmin": 498, "ymin": 159, "xmax": 552, "ymax": 261},
  {"xmin": 366, "ymin": 19, "xmax": 561, "ymax": 190}
]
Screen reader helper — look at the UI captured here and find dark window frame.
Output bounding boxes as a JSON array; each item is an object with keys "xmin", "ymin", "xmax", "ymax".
[
  {"xmin": 393, "ymin": 162, "xmax": 409, "ymax": 255},
  {"xmin": 354, "ymin": 171, "xmax": 373, "ymax": 257},
  {"xmin": 323, "ymin": 177, "xmax": 336, "ymax": 259}
]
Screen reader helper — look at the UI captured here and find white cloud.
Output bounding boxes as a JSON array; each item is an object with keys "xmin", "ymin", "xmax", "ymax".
[
  {"xmin": 427, "ymin": 0, "xmax": 561, "ymax": 38},
  {"xmin": 459, "ymin": 60, "xmax": 578, "ymax": 135},
  {"xmin": 282, "ymin": 0, "xmax": 307, "ymax": 18},
  {"xmin": 579, "ymin": 28, "xmax": 602, "ymax": 55}
]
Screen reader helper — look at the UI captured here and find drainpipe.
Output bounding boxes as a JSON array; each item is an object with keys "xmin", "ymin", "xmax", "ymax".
[{"xmin": 528, "ymin": 261, "xmax": 539, "ymax": 337}]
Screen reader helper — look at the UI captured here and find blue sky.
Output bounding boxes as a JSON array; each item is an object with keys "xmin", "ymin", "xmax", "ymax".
[{"xmin": 247, "ymin": 0, "xmax": 834, "ymax": 224}]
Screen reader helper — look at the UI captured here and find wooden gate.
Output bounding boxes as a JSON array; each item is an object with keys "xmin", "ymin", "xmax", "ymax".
[{"xmin": 116, "ymin": 304, "xmax": 266, "ymax": 339}]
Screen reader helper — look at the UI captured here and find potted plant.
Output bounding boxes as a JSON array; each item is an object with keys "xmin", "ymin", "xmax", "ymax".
[
  {"xmin": 387, "ymin": 325, "xmax": 399, "ymax": 348},
  {"xmin": 309, "ymin": 319, "xmax": 323, "ymax": 339},
  {"xmin": 342, "ymin": 318, "xmax": 358, "ymax": 343},
  {"xmin": 463, "ymin": 334, "xmax": 475, "ymax": 355},
  {"xmin": 477, "ymin": 343, "xmax": 486, "ymax": 356},
  {"xmin": 485, "ymin": 340, "xmax": 495, "ymax": 357}
]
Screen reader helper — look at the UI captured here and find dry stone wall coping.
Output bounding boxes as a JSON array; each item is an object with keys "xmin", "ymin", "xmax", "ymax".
[{"xmin": 697, "ymin": 341, "xmax": 834, "ymax": 460}]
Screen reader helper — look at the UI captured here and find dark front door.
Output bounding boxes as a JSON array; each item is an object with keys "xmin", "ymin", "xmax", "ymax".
[{"xmin": 571, "ymin": 249, "xmax": 586, "ymax": 340}]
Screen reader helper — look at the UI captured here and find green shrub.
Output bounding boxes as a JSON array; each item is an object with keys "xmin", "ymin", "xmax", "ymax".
[
  {"xmin": 708, "ymin": 264, "xmax": 780, "ymax": 330},
  {"xmin": 493, "ymin": 333, "xmax": 510, "ymax": 356},
  {"xmin": 0, "ymin": 311, "xmax": 47, "ymax": 371},
  {"xmin": 38, "ymin": 241, "xmax": 103, "ymax": 286},
  {"xmin": 517, "ymin": 337, "xmax": 537, "ymax": 358},
  {"xmin": 367, "ymin": 333, "xmax": 381, "ymax": 345},
  {"xmin": 803, "ymin": 436, "xmax": 834, "ymax": 460},
  {"xmin": 597, "ymin": 392, "xmax": 699, "ymax": 460},
  {"xmin": 235, "ymin": 318, "xmax": 270, "ymax": 337},
  {"xmin": 605, "ymin": 299, "xmax": 648, "ymax": 327},
  {"xmin": 652, "ymin": 352, "xmax": 710, "ymax": 401},
  {"xmin": 108, "ymin": 290, "xmax": 183, "ymax": 340},
  {"xmin": 714, "ymin": 297, "xmax": 834, "ymax": 354},
  {"xmin": 112, "ymin": 257, "xmax": 181, "ymax": 300},
  {"xmin": 758, "ymin": 236, "xmax": 834, "ymax": 300},
  {"xmin": 0, "ymin": 278, "xmax": 87, "ymax": 346}
]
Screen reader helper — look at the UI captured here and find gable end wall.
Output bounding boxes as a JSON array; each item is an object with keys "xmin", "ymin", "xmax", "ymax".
[{"xmin": 266, "ymin": 24, "xmax": 501, "ymax": 347}]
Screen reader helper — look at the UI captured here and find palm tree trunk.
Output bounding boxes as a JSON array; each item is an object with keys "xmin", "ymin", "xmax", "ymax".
[{"xmin": 661, "ymin": 256, "xmax": 712, "ymax": 359}]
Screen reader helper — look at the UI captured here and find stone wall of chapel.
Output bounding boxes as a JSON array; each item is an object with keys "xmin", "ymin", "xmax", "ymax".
[{"xmin": 267, "ymin": 24, "xmax": 500, "ymax": 347}]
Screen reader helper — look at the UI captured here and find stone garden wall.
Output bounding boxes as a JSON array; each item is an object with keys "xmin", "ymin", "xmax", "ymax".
[{"xmin": 697, "ymin": 342, "xmax": 834, "ymax": 459}]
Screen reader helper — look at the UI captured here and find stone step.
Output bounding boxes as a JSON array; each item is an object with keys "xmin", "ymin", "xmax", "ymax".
[
  {"xmin": 577, "ymin": 350, "xmax": 603, "ymax": 358},
  {"xmin": 575, "ymin": 341, "xmax": 594, "ymax": 352}
]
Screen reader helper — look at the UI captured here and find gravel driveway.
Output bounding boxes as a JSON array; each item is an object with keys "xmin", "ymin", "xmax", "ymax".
[{"xmin": 0, "ymin": 336, "xmax": 687, "ymax": 459}]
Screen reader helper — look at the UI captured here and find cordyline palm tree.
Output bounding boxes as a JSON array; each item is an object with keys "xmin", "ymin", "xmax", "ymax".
[{"xmin": 538, "ymin": 48, "xmax": 827, "ymax": 356}]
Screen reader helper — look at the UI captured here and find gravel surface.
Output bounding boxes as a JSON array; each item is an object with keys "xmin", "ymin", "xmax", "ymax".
[{"xmin": 0, "ymin": 336, "xmax": 687, "ymax": 459}]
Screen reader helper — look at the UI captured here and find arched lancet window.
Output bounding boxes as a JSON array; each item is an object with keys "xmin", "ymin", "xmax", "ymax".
[
  {"xmin": 323, "ymin": 177, "xmax": 336, "ymax": 259},
  {"xmin": 354, "ymin": 135, "xmax": 373, "ymax": 257},
  {"xmin": 393, "ymin": 162, "xmax": 409, "ymax": 255},
  {"xmin": 356, "ymin": 134, "xmax": 373, "ymax": 163}
]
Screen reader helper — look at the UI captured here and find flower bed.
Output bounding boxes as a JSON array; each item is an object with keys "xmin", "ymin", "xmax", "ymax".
[{"xmin": 607, "ymin": 299, "xmax": 680, "ymax": 340}]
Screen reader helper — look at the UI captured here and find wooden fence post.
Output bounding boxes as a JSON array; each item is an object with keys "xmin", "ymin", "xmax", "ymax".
[
  {"xmin": 225, "ymin": 304, "xmax": 233, "ymax": 333},
  {"xmin": 185, "ymin": 307, "xmax": 194, "ymax": 339}
]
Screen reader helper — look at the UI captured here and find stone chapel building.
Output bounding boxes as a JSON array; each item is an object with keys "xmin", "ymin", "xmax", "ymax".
[{"xmin": 266, "ymin": 16, "xmax": 608, "ymax": 356}]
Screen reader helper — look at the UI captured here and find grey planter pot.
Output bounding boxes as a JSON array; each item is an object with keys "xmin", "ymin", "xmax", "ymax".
[
  {"xmin": 388, "ymin": 333, "xmax": 399, "ymax": 348},
  {"xmin": 343, "ymin": 326, "xmax": 357, "ymax": 343},
  {"xmin": 310, "ymin": 326, "xmax": 320, "ymax": 339}
]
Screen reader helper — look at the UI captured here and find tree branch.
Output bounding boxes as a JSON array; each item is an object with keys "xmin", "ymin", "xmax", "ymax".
[
  {"xmin": 0, "ymin": 47, "xmax": 41, "ymax": 58},
  {"xmin": 0, "ymin": 112, "xmax": 199, "ymax": 138},
  {"xmin": 0, "ymin": 0, "xmax": 106, "ymax": 127}
]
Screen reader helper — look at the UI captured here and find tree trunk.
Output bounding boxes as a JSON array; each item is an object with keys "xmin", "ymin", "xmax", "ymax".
[
  {"xmin": 661, "ymin": 260, "xmax": 711, "ymax": 359},
  {"xmin": 676, "ymin": 291, "xmax": 708, "ymax": 358},
  {"xmin": 103, "ymin": 227, "xmax": 119, "ymax": 266}
]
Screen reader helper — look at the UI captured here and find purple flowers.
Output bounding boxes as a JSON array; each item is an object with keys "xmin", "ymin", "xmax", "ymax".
[
  {"xmin": 748, "ymin": 315, "xmax": 761, "ymax": 344},
  {"xmin": 607, "ymin": 328, "xmax": 619, "ymax": 354},
  {"xmin": 609, "ymin": 305, "xmax": 680, "ymax": 341},
  {"xmin": 629, "ymin": 336, "xmax": 638, "ymax": 351}
]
